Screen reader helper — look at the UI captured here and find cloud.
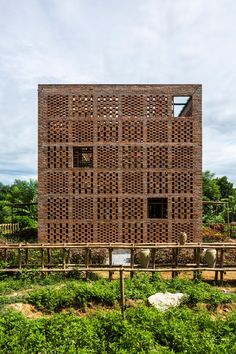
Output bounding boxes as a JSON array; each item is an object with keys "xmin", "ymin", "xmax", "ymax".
[{"xmin": 0, "ymin": 0, "xmax": 236, "ymax": 185}]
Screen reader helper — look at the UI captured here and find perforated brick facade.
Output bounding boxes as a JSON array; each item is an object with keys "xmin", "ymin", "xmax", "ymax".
[{"xmin": 38, "ymin": 84, "xmax": 202, "ymax": 243}]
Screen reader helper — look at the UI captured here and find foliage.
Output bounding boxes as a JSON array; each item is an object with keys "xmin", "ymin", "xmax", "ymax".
[
  {"xmin": 27, "ymin": 280, "xmax": 119, "ymax": 312},
  {"xmin": 202, "ymin": 171, "xmax": 236, "ymax": 225},
  {"xmin": 0, "ymin": 304, "xmax": 236, "ymax": 353},
  {"xmin": 0, "ymin": 179, "xmax": 37, "ymax": 230},
  {"xmin": 16, "ymin": 273, "xmax": 235, "ymax": 312},
  {"xmin": 0, "ymin": 273, "xmax": 236, "ymax": 353}
]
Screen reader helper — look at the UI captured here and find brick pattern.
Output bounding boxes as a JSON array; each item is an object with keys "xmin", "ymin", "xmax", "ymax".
[
  {"xmin": 146, "ymin": 95, "xmax": 168, "ymax": 117},
  {"xmin": 147, "ymin": 120, "xmax": 168, "ymax": 142},
  {"xmin": 72, "ymin": 121, "xmax": 94, "ymax": 142},
  {"xmin": 72, "ymin": 95, "xmax": 93, "ymax": 118},
  {"xmin": 147, "ymin": 222, "xmax": 168, "ymax": 243},
  {"xmin": 39, "ymin": 84, "xmax": 202, "ymax": 243},
  {"xmin": 97, "ymin": 121, "xmax": 119, "ymax": 142},
  {"xmin": 97, "ymin": 95, "xmax": 119, "ymax": 118}
]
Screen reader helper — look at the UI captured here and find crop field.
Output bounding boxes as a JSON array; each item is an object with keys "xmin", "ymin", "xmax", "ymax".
[{"xmin": 0, "ymin": 271, "xmax": 236, "ymax": 353}]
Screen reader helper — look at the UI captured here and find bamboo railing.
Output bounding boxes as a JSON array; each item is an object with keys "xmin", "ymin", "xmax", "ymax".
[
  {"xmin": 0, "ymin": 223, "xmax": 19, "ymax": 235},
  {"xmin": 0, "ymin": 242, "xmax": 236, "ymax": 285}
]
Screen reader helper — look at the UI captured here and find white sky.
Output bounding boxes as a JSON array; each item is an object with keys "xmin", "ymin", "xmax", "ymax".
[{"xmin": 0, "ymin": 0, "xmax": 236, "ymax": 185}]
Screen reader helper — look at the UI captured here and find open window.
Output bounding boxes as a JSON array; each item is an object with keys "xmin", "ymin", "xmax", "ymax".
[
  {"xmin": 73, "ymin": 147, "xmax": 93, "ymax": 168},
  {"xmin": 172, "ymin": 96, "xmax": 192, "ymax": 117},
  {"xmin": 148, "ymin": 198, "xmax": 168, "ymax": 219}
]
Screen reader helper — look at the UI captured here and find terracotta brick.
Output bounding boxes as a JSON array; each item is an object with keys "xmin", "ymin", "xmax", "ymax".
[{"xmin": 38, "ymin": 84, "xmax": 202, "ymax": 243}]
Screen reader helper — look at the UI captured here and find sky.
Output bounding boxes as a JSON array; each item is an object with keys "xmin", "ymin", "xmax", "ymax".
[{"xmin": 0, "ymin": 0, "xmax": 236, "ymax": 185}]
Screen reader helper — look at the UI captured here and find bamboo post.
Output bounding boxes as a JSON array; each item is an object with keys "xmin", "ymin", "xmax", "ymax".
[
  {"xmin": 18, "ymin": 247, "xmax": 22, "ymax": 271},
  {"xmin": 219, "ymin": 248, "xmax": 224, "ymax": 286},
  {"xmin": 47, "ymin": 248, "xmax": 51, "ymax": 264},
  {"xmin": 193, "ymin": 248, "xmax": 197, "ymax": 279},
  {"xmin": 171, "ymin": 248, "xmax": 175, "ymax": 278},
  {"xmin": 151, "ymin": 248, "xmax": 157, "ymax": 278},
  {"xmin": 109, "ymin": 247, "xmax": 113, "ymax": 281},
  {"xmin": 41, "ymin": 247, "xmax": 45, "ymax": 270},
  {"xmin": 25, "ymin": 243, "xmax": 29, "ymax": 266},
  {"xmin": 85, "ymin": 247, "xmax": 91, "ymax": 280},
  {"xmin": 119, "ymin": 267, "xmax": 125, "ymax": 320},
  {"xmin": 63, "ymin": 246, "xmax": 66, "ymax": 270},
  {"xmin": 196, "ymin": 247, "xmax": 201, "ymax": 280},
  {"xmin": 130, "ymin": 246, "xmax": 135, "ymax": 279},
  {"xmin": 214, "ymin": 249, "xmax": 219, "ymax": 283},
  {"xmin": 172, "ymin": 248, "xmax": 178, "ymax": 278},
  {"xmin": 67, "ymin": 248, "xmax": 71, "ymax": 266},
  {"xmin": 193, "ymin": 247, "xmax": 200, "ymax": 279},
  {"xmin": 4, "ymin": 246, "xmax": 7, "ymax": 262}
]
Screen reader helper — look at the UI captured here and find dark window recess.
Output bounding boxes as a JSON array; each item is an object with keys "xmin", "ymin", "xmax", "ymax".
[
  {"xmin": 172, "ymin": 96, "xmax": 192, "ymax": 117},
  {"xmin": 148, "ymin": 198, "xmax": 168, "ymax": 219},
  {"xmin": 73, "ymin": 147, "xmax": 93, "ymax": 167}
]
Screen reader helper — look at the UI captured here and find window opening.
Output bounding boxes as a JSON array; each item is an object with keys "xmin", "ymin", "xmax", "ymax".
[
  {"xmin": 148, "ymin": 198, "xmax": 168, "ymax": 219},
  {"xmin": 172, "ymin": 96, "xmax": 192, "ymax": 117},
  {"xmin": 73, "ymin": 147, "xmax": 93, "ymax": 168}
]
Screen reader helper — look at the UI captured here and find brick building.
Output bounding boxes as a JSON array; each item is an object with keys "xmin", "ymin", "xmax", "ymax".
[{"xmin": 38, "ymin": 84, "xmax": 202, "ymax": 243}]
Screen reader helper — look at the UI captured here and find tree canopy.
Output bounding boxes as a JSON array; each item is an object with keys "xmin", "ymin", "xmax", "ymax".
[{"xmin": 0, "ymin": 179, "xmax": 38, "ymax": 228}]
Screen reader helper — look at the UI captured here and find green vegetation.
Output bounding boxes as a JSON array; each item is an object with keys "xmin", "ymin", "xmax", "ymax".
[
  {"xmin": 0, "ymin": 179, "xmax": 37, "ymax": 230},
  {"xmin": 0, "ymin": 306, "xmax": 236, "ymax": 354},
  {"xmin": 0, "ymin": 273, "xmax": 236, "ymax": 353},
  {"xmin": 202, "ymin": 171, "xmax": 236, "ymax": 225}
]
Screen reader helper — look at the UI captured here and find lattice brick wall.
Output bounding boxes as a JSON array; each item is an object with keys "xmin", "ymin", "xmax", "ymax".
[
  {"xmin": 171, "ymin": 120, "xmax": 193, "ymax": 143},
  {"xmin": 147, "ymin": 172, "xmax": 168, "ymax": 194},
  {"xmin": 47, "ymin": 121, "xmax": 69, "ymax": 143},
  {"xmin": 72, "ymin": 95, "xmax": 94, "ymax": 118},
  {"xmin": 72, "ymin": 171, "xmax": 94, "ymax": 194},
  {"xmin": 146, "ymin": 222, "xmax": 168, "ymax": 243},
  {"xmin": 97, "ymin": 96, "xmax": 119, "ymax": 118},
  {"xmin": 122, "ymin": 146, "xmax": 144, "ymax": 169},
  {"xmin": 97, "ymin": 172, "xmax": 119, "ymax": 194},
  {"xmin": 97, "ymin": 120, "xmax": 119, "ymax": 142},
  {"xmin": 97, "ymin": 146, "xmax": 119, "ymax": 169},
  {"xmin": 146, "ymin": 95, "xmax": 168, "ymax": 117},
  {"xmin": 47, "ymin": 146, "xmax": 69, "ymax": 169},
  {"xmin": 147, "ymin": 120, "xmax": 168, "ymax": 143},
  {"xmin": 47, "ymin": 95, "xmax": 69, "ymax": 118},
  {"xmin": 72, "ymin": 121, "xmax": 94, "ymax": 142},
  {"xmin": 147, "ymin": 146, "xmax": 169, "ymax": 169},
  {"xmin": 38, "ymin": 84, "xmax": 202, "ymax": 243},
  {"xmin": 72, "ymin": 197, "xmax": 94, "ymax": 220},
  {"xmin": 122, "ymin": 172, "xmax": 144, "ymax": 194},
  {"xmin": 47, "ymin": 197, "xmax": 69, "ymax": 220},
  {"xmin": 121, "ymin": 95, "xmax": 144, "ymax": 117},
  {"xmin": 47, "ymin": 172, "xmax": 69, "ymax": 194},
  {"xmin": 122, "ymin": 222, "xmax": 144, "ymax": 243},
  {"xmin": 122, "ymin": 120, "xmax": 144, "ymax": 142}
]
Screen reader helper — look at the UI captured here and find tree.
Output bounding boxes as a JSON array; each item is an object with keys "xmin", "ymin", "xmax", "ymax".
[
  {"xmin": 215, "ymin": 176, "xmax": 234, "ymax": 199},
  {"xmin": 202, "ymin": 171, "xmax": 221, "ymax": 201},
  {"xmin": 0, "ymin": 182, "xmax": 10, "ymax": 223},
  {"xmin": 0, "ymin": 179, "xmax": 38, "ymax": 228}
]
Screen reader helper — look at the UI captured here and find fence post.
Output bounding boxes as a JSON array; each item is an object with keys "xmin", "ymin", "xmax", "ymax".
[
  {"xmin": 25, "ymin": 244, "xmax": 29, "ymax": 266},
  {"xmin": 41, "ymin": 246, "xmax": 45, "ymax": 270},
  {"xmin": 214, "ymin": 249, "xmax": 219, "ymax": 283},
  {"xmin": 220, "ymin": 248, "xmax": 224, "ymax": 286},
  {"xmin": 172, "ymin": 247, "xmax": 178, "ymax": 278},
  {"xmin": 119, "ymin": 267, "xmax": 125, "ymax": 320},
  {"xmin": 62, "ymin": 245, "xmax": 67, "ymax": 270},
  {"xmin": 151, "ymin": 248, "xmax": 157, "ymax": 277},
  {"xmin": 109, "ymin": 247, "xmax": 113, "ymax": 281},
  {"xmin": 130, "ymin": 246, "xmax": 135, "ymax": 279},
  {"xmin": 85, "ymin": 247, "xmax": 91, "ymax": 280},
  {"xmin": 18, "ymin": 246, "xmax": 22, "ymax": 271}
]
